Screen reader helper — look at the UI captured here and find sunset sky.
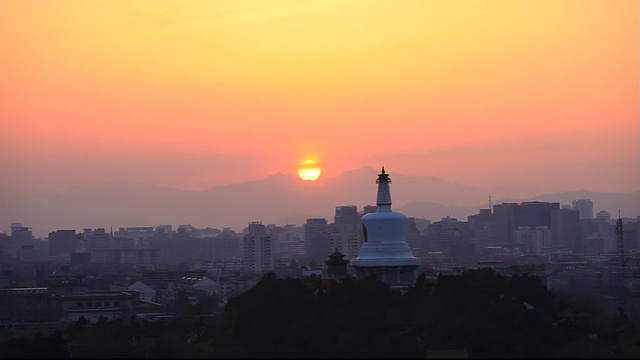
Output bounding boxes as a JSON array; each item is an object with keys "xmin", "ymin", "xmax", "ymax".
[{"xmin": 1, "ymin": 0, "xmax": 638, "ymax": 196}]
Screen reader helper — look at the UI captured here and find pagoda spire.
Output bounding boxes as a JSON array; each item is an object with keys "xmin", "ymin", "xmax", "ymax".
[{"xmin": 376, "ymin": 166, "xmax": 392, "ymax": 212}]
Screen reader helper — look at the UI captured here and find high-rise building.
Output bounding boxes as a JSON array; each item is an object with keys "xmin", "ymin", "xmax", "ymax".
[
  {"xmin": 48, "ymin": 230, "xmax": 78, "ymax": 256},
  {"xmin": 468, "ymin": 209, "xmax": 492, "ymax": 233},
  {"xmin": 70, "ymin": 238, "xmax": 91, "ymax": 264},
  {"xmin": 330, "ymin": 206, "xmax": 363, "ymax": 260},
  {"xmin": 596, "ymin": 211, "xmax": 611, "ymax": 221},
  {"xmin": 304, "ymin": 218, "xmax": 331, "ymax": 263},
  {"xmin": 551, "ymin": 208, "xmax": 581, "ymax": 251},
  {"xmin": 351, "ymin": 168, "xmax": 420, "ymax": 290},
  {"xmin": 491, "ymin": 203, "xmax": 517, "ymax": 244},
  {"xmin": 10, "ymin": 223, "xmax": 33, "ymax": 258},
  {"xmin": 514, "ymin": 226, "xmax": 552, "ymax": 254},
  {"xmin": 0, "ymin": 232, "xmax": 12, "ymax": 257},
  {"xmin": 572, "ymin": 199, "xmax": 594, "ymax": 220},
  {"xmin": 515, "ymin": 202, "xmax": 560, "ymax": 228},
  {"xmin": 636, "ymin": 215, "xmax": 640, "ymax": 251},
  {"xmin": 328, "ymin": 223, "xmax": 362, "ymax": 260},
  {"xmin": 468, "ymin": 209, "xmax": 494, "ymax": 254},
  {"xmin": 490, "ymin": 202, "xmax": 560, "ymax": 245},
  {"xmin": 243, "ymin": 221, "xmax": 274, "ymax": 275},
  {"xmin": 362, "ymin": 205, "xmax": 378, "ymax": 216},
  {"xmin": 81, "ymin": 228, "xmax": 114, "ymax": 252},
  {"xmin": 213, "ymin": 228, "xmax": 243, "ymax": 262},
  {"xmin": 114, "ymin": 227, "xmax": 155, "ymax": 248},
  {"xmin": 406, "ymin": 217, "xmax": 426, "ymax": 253},
  {"xmin": 269, "ymin": 224, "xmax": 306, "ymax": 260},
  {"xmin": 334, "ymin": 205, "xmax": 359, "ymax": 229},
  {"xmin": 177, "ymin": 224, "xmax": 198, "ymax": 236},
  {"xmin": 425, "ymin": 216, "xmax": 471, "ymax": 257},
  {"xmin": 155, "ymin": 224, "xmax": 173, "ymax": 235},
  {"xmin": 621, "ymin": 216, "xmax": 639, "ymax": 250}
]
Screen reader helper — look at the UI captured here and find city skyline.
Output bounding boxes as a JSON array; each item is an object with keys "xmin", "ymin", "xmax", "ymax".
[
  {"xmin": 3, "ymin": 165, "xmax": 639, "ymax": 238},
  {"xmin": 1, "ymin": 0, "xmax": 637, "ymax": 196}
]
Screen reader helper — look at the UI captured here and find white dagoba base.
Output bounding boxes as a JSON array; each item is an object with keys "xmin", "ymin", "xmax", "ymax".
[
  {"xmin": 351, "ymin": 242, "xmax": 420, "ymax": 288},
  {"xmin": 351, "ymin": 265, "xmax": 418, "ymax": 290}
]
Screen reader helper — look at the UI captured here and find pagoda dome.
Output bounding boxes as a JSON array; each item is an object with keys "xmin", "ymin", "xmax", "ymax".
[{"xmin": 351, "ymin": 167, "xmax": 420, "ymax": 286}]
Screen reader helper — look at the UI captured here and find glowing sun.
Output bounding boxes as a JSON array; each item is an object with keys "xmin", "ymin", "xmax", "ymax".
[{"xmin": 298, "ymin": 159, "xmax": 321, "ymax": 181}]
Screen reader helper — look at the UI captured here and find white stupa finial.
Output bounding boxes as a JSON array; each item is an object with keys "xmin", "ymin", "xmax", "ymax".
[{"xmin": 376, "ymin": 167, "xmax": 392, "ymax": 211}]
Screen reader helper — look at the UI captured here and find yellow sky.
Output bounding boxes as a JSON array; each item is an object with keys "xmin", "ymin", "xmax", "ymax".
[{"xmin": 1, "ymin": 0, "xmax": 637, "ymax": 195}]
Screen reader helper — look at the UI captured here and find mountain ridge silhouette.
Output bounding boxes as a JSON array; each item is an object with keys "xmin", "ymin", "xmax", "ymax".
[{"xmin": 1, "ymin": 167, "xmax": 637, "ymax": 237}]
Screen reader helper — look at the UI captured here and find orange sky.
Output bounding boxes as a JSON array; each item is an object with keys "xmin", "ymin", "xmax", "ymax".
[{"xmin": 1, "ymin": 0, "xmax": 638, "ymax": 196}]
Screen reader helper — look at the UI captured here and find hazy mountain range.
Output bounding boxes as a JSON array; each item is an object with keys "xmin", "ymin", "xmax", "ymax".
[{"xmin": 1, "ymin": 166, "xmax": 638, "ymax": 237}]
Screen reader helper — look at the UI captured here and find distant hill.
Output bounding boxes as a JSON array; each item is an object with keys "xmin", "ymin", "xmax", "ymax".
[{"xmin": 1, "ymin": 167, "xmax": 638, "ymax": 237}]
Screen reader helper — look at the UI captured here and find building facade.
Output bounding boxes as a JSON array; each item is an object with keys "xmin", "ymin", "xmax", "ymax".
[{"xmin": 243, "ymin": 222, "xmax": 274, "ymax": 275}]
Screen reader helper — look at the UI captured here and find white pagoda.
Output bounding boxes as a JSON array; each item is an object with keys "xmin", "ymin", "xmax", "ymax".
[{"xmin": 350, "ymin": 167, "xmax": 421, "ymax": 290}]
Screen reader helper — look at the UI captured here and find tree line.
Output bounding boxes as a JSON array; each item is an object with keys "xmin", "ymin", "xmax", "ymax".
[{"xmin": 1, "ymin": 268, "xmax": 637, "ymax": 357}]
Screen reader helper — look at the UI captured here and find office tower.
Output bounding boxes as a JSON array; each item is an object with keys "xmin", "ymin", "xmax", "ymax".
[
  {"xmin": 514, "ymin": 226, "xmax": 552, "ymax": 254},
  {"xmin": 48, "ymin": 229, "xmax": 77, "ymax": 256},
  {"xmin": 304, "ymin": 218, "xmax": 331, "ymax": 263},
  {"xmin": 491, "ymin": 202, "xmax": 560, "ymax": 245},
  {"xmin": 406, "ymin": 217, "xmax": 426, "ymax": 253},
  {"xmin": 328, "ymin": 223, "xmax": 362, "ymax": 260},
  {"xmin": 155, "ymin": 224, "xmax": 173, "ymax": 235},
  {"xmin": 515, "ymin": 202, "xmax": 560, "ymax": 228},
  {"xmin": 10, "ymin": 223, "xmax": 33, "ymax": 258},
  {"xmin": 572, "ymin": 199, "xmax": 594, "ymax": 220},
  {"xmin": 335, "ymin": 205, "xmax": 359, "ymax": 228},
  {"xmin": 596, "ymin": 211, "xmax": 611, "ymax": 221},
  {"xmin": 115, "ymin": 227, "xmax": 155, "ymax": 247},
  {"xmin": 213, "ymin": 228, "xmax": 243, "ymax": 262},
  {"xmin": 468, "ymin": 209, "xmax": 492, "ymax": 233},
  {"xmin": 329, "ymin": 205, "xmax": 363, "ymax": 260},
  {"xmin": 490, "ymin": 203, "xmax": 517, "ymax": 245},
  {"xmin": 81, "ymin": 228, "xmax": 114, "ymax": 251},
  {"xmin": 551, "ymin": 208, "xmax": 582, "ymax": 251},
  {"xmin": 0, "ymin": 232, "xmax": 11, "ymax": 256},
  {"xmin": 269, "ymin": 224, "xmax": 306, "ymax": 260},
  {"xmin": 243, "ymin": 221, "xmax": 274, "ymax": 275},
  {"xmin": 362, "ymin": 205, "xmax": 378, "ymax": 215},
  {"xmin": 468, "ymin": 209, "xmax": 494, "ymax": 254},
  {"xmin": 425, "ymin": 216, "xmax": 472, "ymax": 257}
]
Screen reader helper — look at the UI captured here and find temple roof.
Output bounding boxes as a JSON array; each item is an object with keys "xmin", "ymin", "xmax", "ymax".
[{"xmin": 326, "ymin": 248, "xmax": 349, "ymax": 266}]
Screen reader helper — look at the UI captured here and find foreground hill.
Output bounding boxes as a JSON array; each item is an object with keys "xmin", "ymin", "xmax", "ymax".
[{"xmin": 2, "ymin": 270, "xmax": 634, "ymax": 358}]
